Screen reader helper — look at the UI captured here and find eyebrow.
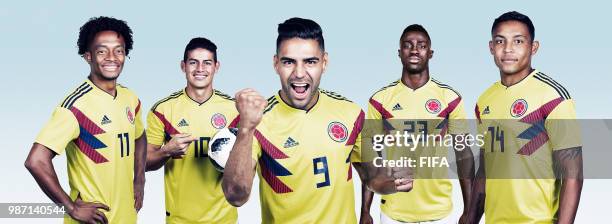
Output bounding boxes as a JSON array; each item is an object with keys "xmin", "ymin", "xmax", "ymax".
[
  {"xmin": 303, "ymin": 57, "xmax": 320, "ymax": 61},
  {"xmin": 493, "ymin": 34, "xmax": 527, "ymax": 39},
  {"xmin": 188, "ymin": 59, "xmax": 213, "ymax": 62},
  {"xmin": 280, "ymin": 57, "xmax": 296, "ymax": 62}
]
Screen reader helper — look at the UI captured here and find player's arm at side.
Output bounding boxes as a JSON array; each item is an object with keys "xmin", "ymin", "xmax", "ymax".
[
  {"xmin": 448, "ymin": 98, "xmax": 475, "ymax": 223},
  {"xmin": 222, "ymin": 88, "xmax": 267, "ymax": 207},
  {"xmin": 466, "ymin": 148, "xmax": 485, "ymax": 223},
  {"xmin": 25, "ymin": 107, "xmax": 109, "ymax": 223},
  {"xmin": 548, "ymin": 99, "xmax": 583, "ymax": 224}
]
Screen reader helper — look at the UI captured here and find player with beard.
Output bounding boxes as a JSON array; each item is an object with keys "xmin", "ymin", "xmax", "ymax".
[
  {"xmin": 221, "ymin": 18, "xmax": 413, "ymax": 223},
  {"xmin": 25, "ymin": 16, "xmax": 146, "ymax": 224},
  {"xmin": 361, "ymin": 24, "xmax": 474, "ymax": 224}
]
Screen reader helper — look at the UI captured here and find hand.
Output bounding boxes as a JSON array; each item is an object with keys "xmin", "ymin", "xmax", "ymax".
[
  {"xmin": 67, "ymin": 198, "xmax": 110, "ymax": 224},
  {"xmin": 235, "ymin": 88, "xmax": 267, "ymax": 131},
  {"xmin": 134, "ymin": 178, "xmax": 145, "ymax": 212},
  {"xmin": 395, "ymin": 178, "xmax": 413, "ymax": 192},
  {"xmin": 359, "ymin": 211, "xmax": 374, "ymax": 224},
  {"xmin": 163, "ymin": 133, "xmax": 197, "ymax": 158}
]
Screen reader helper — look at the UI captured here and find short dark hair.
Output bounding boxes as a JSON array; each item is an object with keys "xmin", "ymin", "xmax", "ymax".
[
  {"xmin": 276, "ymin": 17, "xmax": 324, "ymax": 53},
  {"xmin": 77, "ymin": 16, "xmax": 133, "ymax": 56},
  {"xmin": 491, "ymin": 11, "xmax": 535, "ymax": 41},
  {"xmin": 400, "ymin": 24, "xmax": 431, "ymax": 43},
  {"xmin": 183, "ymin": 37, "xmax": 218, "ymax": 62}
]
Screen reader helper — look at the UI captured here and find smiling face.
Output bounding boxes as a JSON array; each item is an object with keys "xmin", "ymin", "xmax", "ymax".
[
  {"xmin": 490, "ymin": 20, "xmax": 539, "ymax": 76},
  {"xmin": 84, "ymin": 30, "xmax": 126, "ymax": 81},
  {"xmin": 274, "ymin": 38, "xmax": 327, "ymax": 110},
  {"xmin": 181, "ymin": 48, "xmax": 219, "ymax": 90},
  {"xmin": 399, "ymin": 31, "xmax": 433, "ymax": 74}
]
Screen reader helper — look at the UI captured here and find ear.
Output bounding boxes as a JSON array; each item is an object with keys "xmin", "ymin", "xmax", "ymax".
[
  {"xmin": 84, "ymin": 52, "xmax": 92, "ymax": 64},
  {"xmin": 321, "ymin": 52, "xmax": 329, "ymax": 73},
  {"xmin": 273, "ymin": 54, "xmax": 280, "ymax": 72},
  {"xmin": 180, "ymin": 60, "xmax": 186, "ymax": 73},
  {"xmin": 214, "ymin": 61, "xmax": 221, "ymax": 73},
  {"xmin": 488, "ymin": 40, "xmax": 495, "ymax": 55},
  {"xmin": 531, "ymin": 40, "xmax": 540, "ymax": 56},
  {"xmin": 398, "ymin": 49, "xmax": 401, "ymax": 58},
  {"xmin": 429, "ymin": 49, "xmax": 434, "ymax": 59}
]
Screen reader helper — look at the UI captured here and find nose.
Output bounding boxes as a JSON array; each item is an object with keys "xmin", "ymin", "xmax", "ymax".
[
  {"xmin": 294, "ymin": 62, "xmax": 306, "ymax": 79},
  {"xmin": 106, "ymin": 51, "xmax": 117, "ymax": 62},
  {"xmin": 196, "ymin": 63, "xmax": 205, "ymax": 73},
  {"xmin": 503, "ymin": 42, "xmax": 513, "ymax": 53}
]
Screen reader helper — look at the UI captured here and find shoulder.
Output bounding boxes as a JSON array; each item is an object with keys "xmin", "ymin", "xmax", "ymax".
[
  {"xmin": 213, "ymin": 89, "xmax": 236, "ymax": 102},
  {"xmin": 319, "ymin": 89, "xmax": 362, "ymax": 113},
  {"xmin": 370, "ymin": 80, "xmax": 401, "ymax": 101},
  {"xmin": 59, "ymin": 81, "xmax": 94, "ymax": 109},
  {"xmin": 431, "ymin": 78, "xmax": 461, "ymax": 99},
  {"xmin": 530, "ymin": 71, "xmax": 572, "ymax": 100},
  {"xmin": 150, "ymin": 90, "xmax": 184, "ymax": 112}
]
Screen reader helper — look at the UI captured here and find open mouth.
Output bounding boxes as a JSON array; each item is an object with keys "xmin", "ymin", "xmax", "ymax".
[{"xmin": 290, "ymin": 83, "xmax": 310, "ymax": 98}]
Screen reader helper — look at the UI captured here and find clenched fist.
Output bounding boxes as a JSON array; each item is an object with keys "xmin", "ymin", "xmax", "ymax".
[{"xmin": 235, "ymin": 88, "xmax": 268, "ymax": 131}]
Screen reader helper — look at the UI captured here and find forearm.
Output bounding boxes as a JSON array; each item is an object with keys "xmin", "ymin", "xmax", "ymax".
[
  {"xmin": 134, "ymin": 135, "xmax": 147, "ymax": 181},
  {"xmin": 25, "ymin": 146, "xmax": 74, "ymax": 211},
  {"xmin": 222, "ymin": 128, "xmax": 256, "ymax": 206},
  {"xmin": 557, "ymin": 179, "xmax": 583, "ymax": 223},
  {"xmin": 361, "ymin": 182, "xmax": 374, "ymax": 213},
  {"xmin": 466, "ymin": 149, "xmax": 485, "ymax": 223},
  {"xmin": 455, "ymin": 147, "xmax": 475, "ymax": 212},
  {"xmin": 146, "ymin": 144, "xmax": 171, "ymax": 171}
]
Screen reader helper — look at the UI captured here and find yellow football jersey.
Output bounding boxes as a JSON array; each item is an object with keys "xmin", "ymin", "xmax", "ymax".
[
  {"xmin": 368, "ymin": 77, "xmax": 468, "ymax": 222},
  {"xmin": 475, "ymin": 70, "xmax": 581, "ymax": 223},
  {"xmin": 251, "ymin": 89, "xmax": 364, "ymax": 224},
  {"xmin": 35, "ymin": 79, "xmax": 144, "ymax": 224},
  {"xmin": 147, "ymin": 89, "xmax": 239, "ymax": 224}
]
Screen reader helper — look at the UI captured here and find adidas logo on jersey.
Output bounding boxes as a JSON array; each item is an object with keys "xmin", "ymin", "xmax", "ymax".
[
  {"xmin": 483, "ymin": 106, "xmax": 490, "ymax": 115},
  {"xmin": 283, "ymin": 137, "xmax": 299, "ymax": 148},
  {"xmin": 177, "ymin": 119, "xmax": 189, "ymax": 127},
  {"xmin": 392, "ymin": 103, "xmax": 403, "ymax": 111},
  {"xmin": 101, "ymin": 115, "xmax": 112, "ymax": 125}
]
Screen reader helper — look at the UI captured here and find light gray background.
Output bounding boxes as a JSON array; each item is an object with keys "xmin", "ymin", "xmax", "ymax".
[{"xmin": 1, "ymin": 0, "xmax": 610, "ymax": 223}]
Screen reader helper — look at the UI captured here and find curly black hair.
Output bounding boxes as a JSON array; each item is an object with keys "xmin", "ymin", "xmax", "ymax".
[{"xmin": 77, "ymin": 16, "xmax": 133, "ymax": 56}]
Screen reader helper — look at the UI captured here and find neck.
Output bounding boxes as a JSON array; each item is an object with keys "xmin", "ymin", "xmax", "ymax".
[
  {"xmin": 185, "ymin": 85, "xmax": 213, "ymax": 104},
  {"xmin": 88, "ymin": 73, "xmax": 117, "ymax": 97},
  {"xmin": 401, "ymin": 67, "xmax": 430, "ymax": 89},
  {"xmin": 500, "ymin": 67, "xmax": 534, "ymax": 87},
  {"xmin": 279, "ymin": 90, "xmax": 319, "ymax": 111}
]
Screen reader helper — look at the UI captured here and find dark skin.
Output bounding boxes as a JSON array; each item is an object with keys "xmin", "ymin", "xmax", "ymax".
[
  {"xmin": 360, "ymin": 30, "xmax": 474, "ymax": 224},
  {"xmin": 466, "ymin": 21, "xmax": 583, "ymax": 224},
  {"xmin": 24, "ymin": 31, "xmax": 146, "ymax": 224}
]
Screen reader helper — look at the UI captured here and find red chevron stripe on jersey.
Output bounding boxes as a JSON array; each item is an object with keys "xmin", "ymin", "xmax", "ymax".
[
  {"xmin": 228, "ymin": 115, "xmax": 240, "ymax": 129},
  {"xmin": 135, "ymin": 100, "xmax": 141, "ymax": 114},
  {"xmin": 346, "ymin": 110, "xmax": 365, "ymax": 146},
  {"xmin": 369, "ymin": 98, "xmax": 393, "ymax": 119},
  {"xmin": 516, "ymin": 97, "xmax": 564, "ymax": 155},
  {"xmin": 259, "ymin": 158, "xmax": 293, "ymax": 193},
  {"xmin": 153, "ymin": 111, "xmax": 180, "ymax": 140},
  {"xmin": 254, "ymin": 130, "xmax": 288, "ymax": 159},
  {"xmin": 520, "ymin": 97, "xmax": 564, "ymax": 124},
  {"xmin": 438, "ymin": 97, "xmax": 461, "ymax": 118},
  {"xmin": 70, "ymin": 107, "xmax": 109, "ymax": 163},
  {"xmin": 255, "ymin": 131, "xmax": 292, "ymax": 193}
]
